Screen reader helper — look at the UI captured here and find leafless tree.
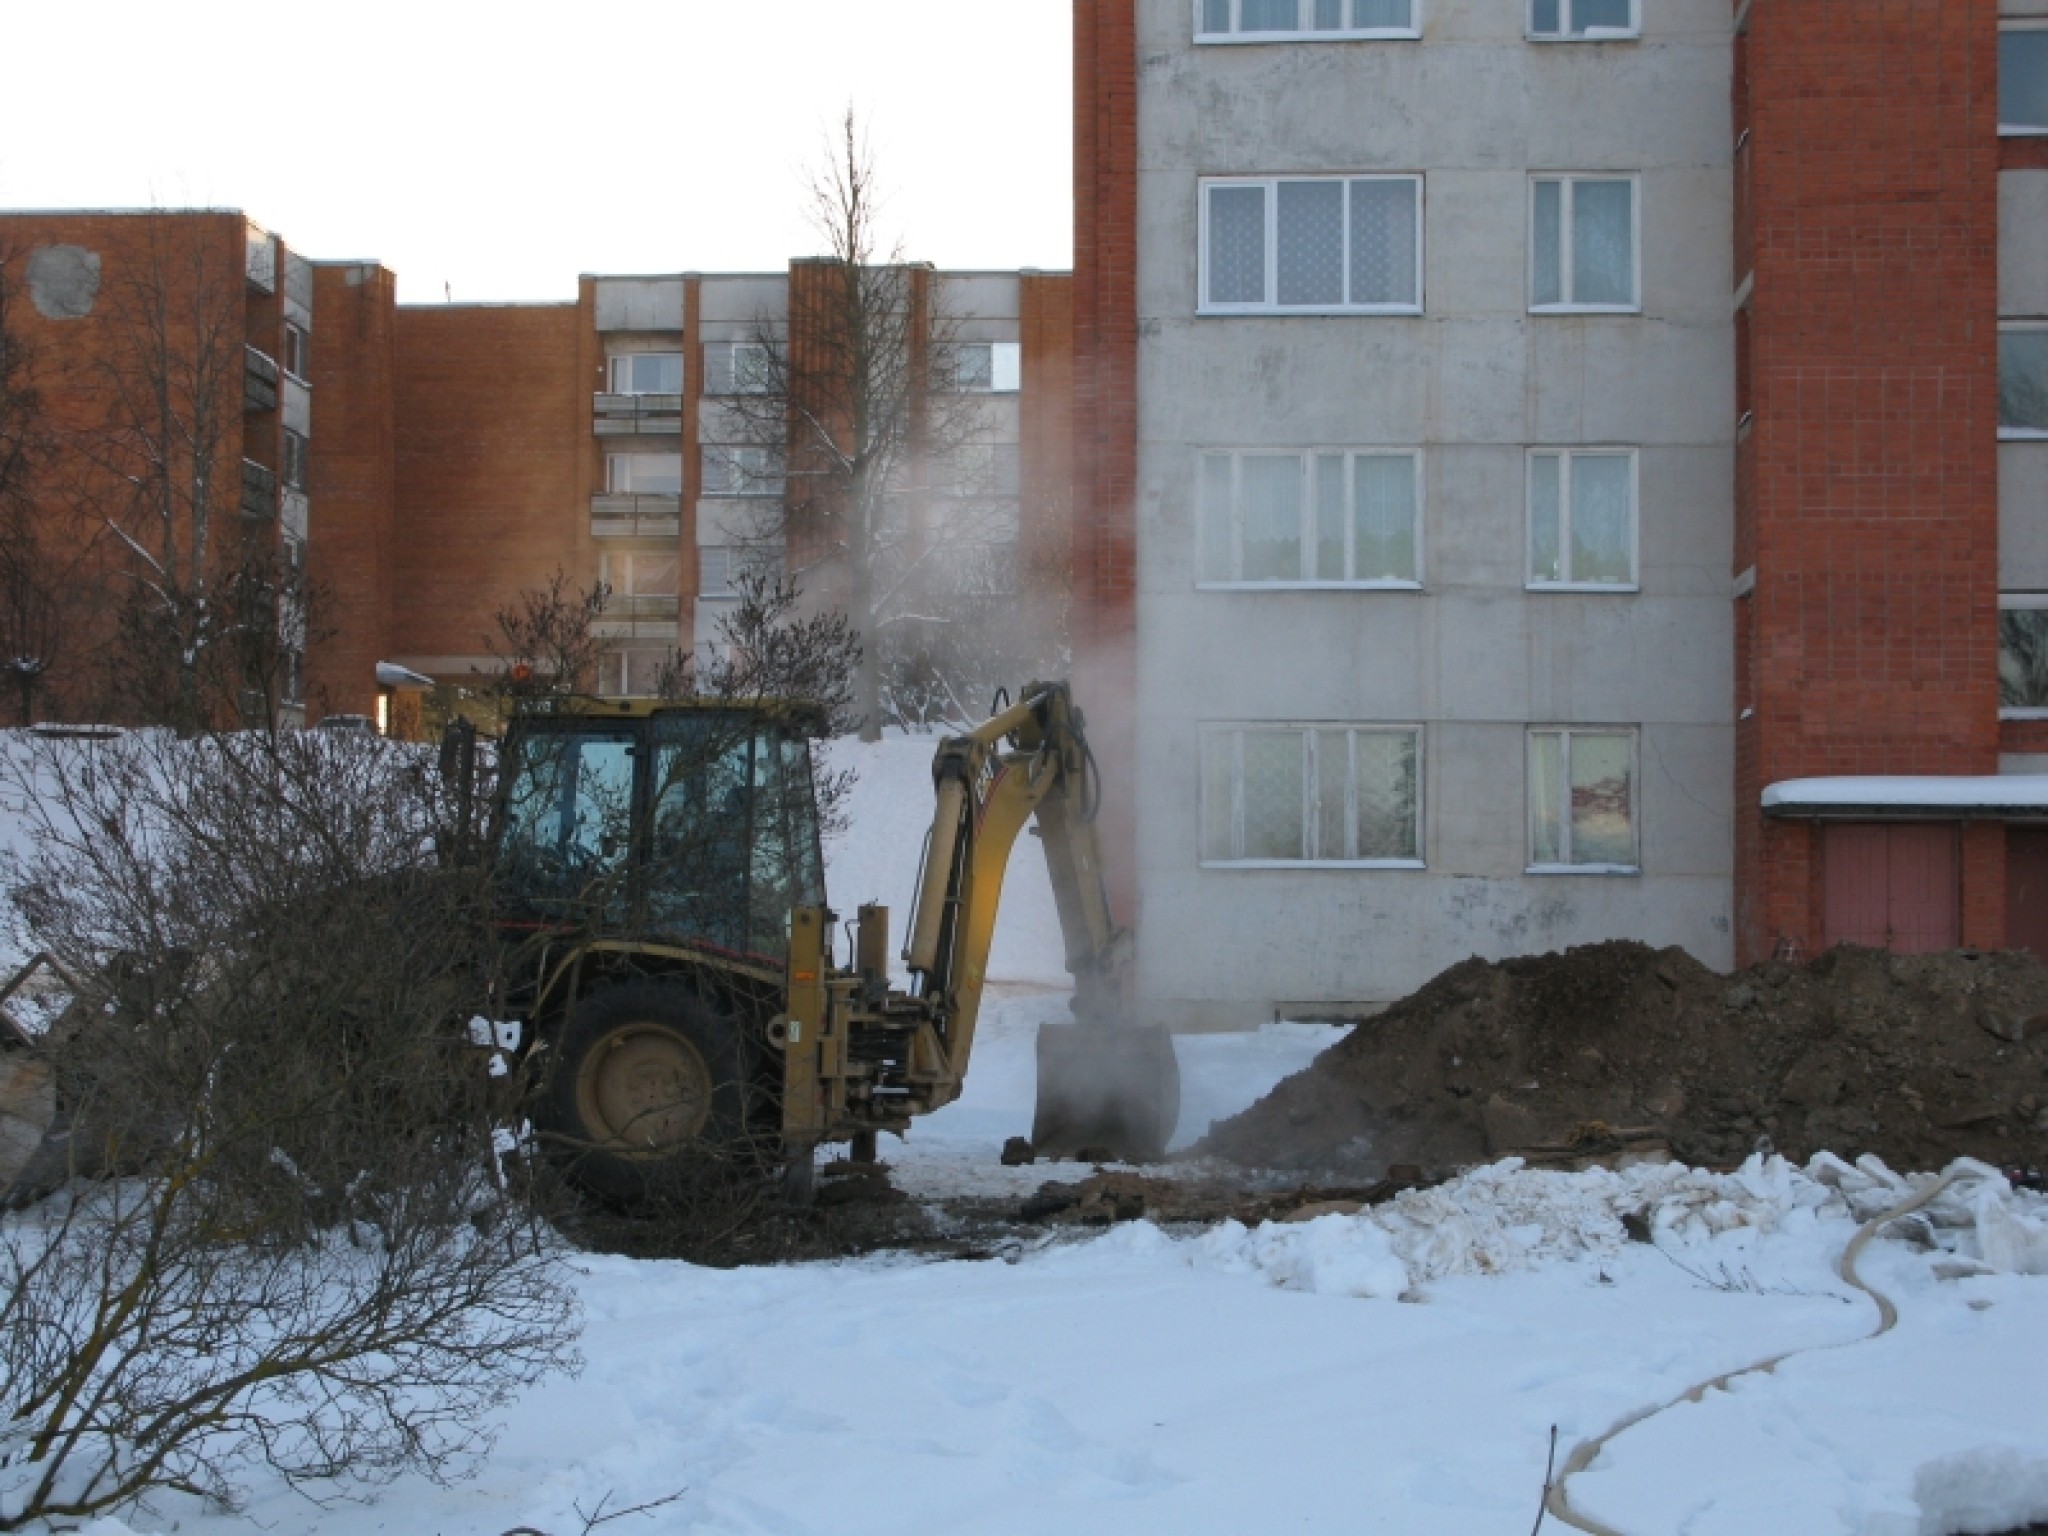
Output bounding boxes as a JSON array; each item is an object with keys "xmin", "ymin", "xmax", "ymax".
[
  {"xmin": 70, "ymin": 219, "xmax": 289, "ymax": 732},
  {"xmin": 482, "ymin": 568, "xmax": 612, "ymax": 707},
  {"xmin": 717, "ymin": 109, "xmax": 1017, "ymax": 738},
  {"xmin": 0, "ymin": 726, "xmax": 581, "ymax": 1527},
  {"xmin": 0, "ymin": 247, "xmax": 69, "ymax": 726}
]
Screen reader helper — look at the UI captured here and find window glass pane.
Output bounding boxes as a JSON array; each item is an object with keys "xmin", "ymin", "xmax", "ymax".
[
  {"xmin": 1355, "ymin": 731, "xmax": 1418, "ymax": 861},
  {"xmin": 1529, "ymin": 733, "xmax": 1564, "ymax": 864},
  {"xmin": 1241, "ymin": 731, "xmax": 1305, "ymax": 860},
  {"xmin": 2000, "ymin": 331, "xmax": 2048, "ymax": 432},
  {"xmin": 1315, "ymin": 0, "xmax": 1344, "ymax": 27},
  {"xmin": 1571, "ymin": 454, "xmax": 1633, "ymax": 584},
  {"xmin": 1241, "ymin": 0, "xmax": 1299, "ymax": 29},
  {"xmin": 1278, "ymin": 181, "xmax": 1346, "ymax": 307},
  {"xmin": 2000, "ymin": 609, "xmax": 2048, "ymax": 709},
  {"xmin": 991, "ymin": 342, "xmax": 1023, "ymax": 392},
  {"xmin": 1200, "ymin": 455, "xmax": 1236, "ymax": 582},
  {"xmin": 1201, "ymin": 731, "xmax": 1237, "ymax": 859},
  {"xmin": 2002, "ymin": 31, "xmax": 2048, "ymax": 130},
  {"xmin": 1314, "ymin": 455, "xmax": 1347, "ymax": 580},
  {"xmin": 1532, "ymin": 180, "xmax": 1564, "ymax": 307},
  {"xmin": 1354, "ymin": 0, "xmax": 1411, "ymax": 27},
  {"xmin": 954, "ymin": 344, "xmax": 993, "ymax": 391},
  {"xmin": 1354, "ymin": 454, "xmax": 1416, "ymax": 581},
  {"xmin": 700, "ymin": 546, "xmax": 734, "ymax": 598},
  {"xmin": 1316, "ymin": 730, "xmax": 1351, "ymax": 860},
  {"xmin": 1208, "ymin": 186, "xmax": 1268, "ymax": 306},
  {"xmin": 1529, "ymin": 453, "xmax": 1563, "ymax": 583},
  {"xmin": 610, "ymin": 453, "xmax": 682, "ymax": 496},
  {"xmin": 1203, "ymin": 0, "xmax": 1232, "ymax": 32},
  {"xmin": 1570, "ymin": 734, "xmax": 1635, "ymax": 866},
  {"xmin": 1573, "ymin": 180, "xmax": 1635, "ymax": 306},
  {"xmin": 1349, "ymin": 179, "xmax": 1418, "ymax": 307},
  {"xmin": 1531, "ymin": 0, "xmax": 1562, "ymax": 33},
  {"xmin": 627, "ymin": 554, "xmax": 679, "ymax": 598},
  {"xmin": 733, "ymin": 344, "xmax": 774, "ymax": 394},
  {"xmin": 1240, "ymin": 456, "xmax": 1303, "ymax": 581},
  {"xmin": 617, "ymin": 354, "xmax": 681, "ymax": 393},
  {"xmin": 1571, "ymin": 0, "xmax": 1633, "ymax": 32}
]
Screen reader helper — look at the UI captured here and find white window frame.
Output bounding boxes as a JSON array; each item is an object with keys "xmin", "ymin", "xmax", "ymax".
[
  {"xmin": 1528, "ymin": 174, "xmax": 1642, "ymax": 315},
  {"xmin": 731, "ymin": 341, "xmax": 775, "ymax": 395},
  {"xmin": 281, "ymin": 428, "xmax": 308, "ymax": 492},
  {"xmin": 1196, "ymin": 447, "xmax": 1424, "ymax": 589},
  {"xmin": 1526, "ymin": 0, "xmax": 1640, "ymax": 42},
  {"xmin": 1199, "ymin": 723, "xmax": 1425, "ymax": 869},
  {"xmin": 1193, "ymin": 0, "xmax": 1420, "ymax": 42},
  {"xmin": 701, "ymin": 444, "xmax": 786, "ymax": 497},
  {"xmin": 699, "ymin": 545, "xmax": 738, "ymax": 601},
  {"xmin": 2000, "ymin": 22, "xmax": 2048, "ymax": 136},
  {"xmin": 2000, "ymin": 594, "xmax": 2048, "ymax": 719},
  {"xmin": 282, "ymin": 322, "xmax": 309, "ymax": 382},
  {"xmin": 1199, "ymin": 175, "xmax": 1425, "ymax": 316},
  {"xmin": 1525, "ymin": 447, "xmax": 1640, "ymax": 591},
  {"xmin": 1999, "ymin": 322, "xmax": 2048, "ymax": 440},
  {"xmin": 607, "ymin": 352, "xmax": 684, "ymax": 396},
  {"xmin": 948, "ymin": 341, "xmax": 1023, "ymax": 393},
  {"xmin": 605, "ymin": 452, "xmax": 683, "ymax": 497},
  {"xmin": 1526, "ymin": 727, "xmax": 1641, "ymax": 876}
]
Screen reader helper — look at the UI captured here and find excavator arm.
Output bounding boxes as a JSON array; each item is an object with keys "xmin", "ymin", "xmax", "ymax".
[{"xmin": 898, "ymin": 682, "xmax": 1177, "ymax": 1159}]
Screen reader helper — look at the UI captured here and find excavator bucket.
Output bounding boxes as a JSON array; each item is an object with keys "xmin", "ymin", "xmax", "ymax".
[{"xmin": 1031, "ymin": 1022, "xmax": 1180, "ymax": 1163}]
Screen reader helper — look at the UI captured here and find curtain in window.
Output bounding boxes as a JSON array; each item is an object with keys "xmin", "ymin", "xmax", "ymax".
[
  {"xmin": 2004, "ymin": 32, "xmax": 2048, "ymax": 129},
  {"xmin": 1241, "ymin": 0, "xmax": 1300, "ymax": 29},
  {"xmin": 1999, "ymin": 610, "xmax": 2048, "ymax": 709},
  {"xmin": 1201, "ymin": 731, "xmax": 1236, "ymax": 860},
  {"xmin": 1316, "ymin": 731, "xmax": 1352, "ymax": 860},
  {"xmin": 1532, "ymin": 181, "xmax": 1564, "ymax": 307},
  {"xmin": 1240, "ymin": 456, "xmax": 1303, "ymax": 581},
  {"xmin": 1573, "ymin": 180, "xmax": 1635, "ymax": 306},
  {"xmin": 1209, "ymin": 187, "xmax": 1268, "ymax": 305},
  {"xmin": 1241, "ymin": 732, "xmax": 1306, "ymax": 859},
  {"xmin": 1349, "ymin": 180, "xmax": 1417, "ymax": 307},
  {"xmin": 1354, "ymin": 0, "xmax": 1411, "ymax": 27},
  {"xmin": 1529, "ymin": 733, "xmax": 1564, "ymax": 864},
  {"xmin": 2000, "ymin": 331, "xmax": 2048, "ymax": 432},
  {"xmin": 1278, "ymin": 182, "xmax": 1345, "ymax": 306},
  {"xmin": 1353, "ymin": 455, "xmax": 1416, "ymax": 581},
  {"xmin": 1200, "ymin": 455, "xmax": 1236, "ymax": 582},
  {"xmin": 1570, "ymin": 735, "xmax": 1634, "ymax": 865},
  {"xmin": 1315, "ymin": 456, "xmax": 1347, "ymax": 580},
  {"xmin": 1571, "ymin": 454, "xmax": 1633, "ymax": 584},
  {"xmin": 1353, "ymin": 731, "xmax": 1418, "ymax": 860},
  {"xmin": 1528, "ymin": 453, "xmax": 1564, "ymax": 582}
]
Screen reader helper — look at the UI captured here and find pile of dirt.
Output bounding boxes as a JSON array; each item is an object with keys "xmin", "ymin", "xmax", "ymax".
[{"xmin": 1196, "ymin": 942, "xmax": 2048, "ymax": 1179}]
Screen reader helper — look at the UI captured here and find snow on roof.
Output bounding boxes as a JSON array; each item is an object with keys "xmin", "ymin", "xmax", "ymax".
[{"xmin": 1762, "ymin": 774, "xmax": 2048, "ymax": 815}]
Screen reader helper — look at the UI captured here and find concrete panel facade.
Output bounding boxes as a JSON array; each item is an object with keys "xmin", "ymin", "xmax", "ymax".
[{"xmin": 1126, "ymin": 0, "xmax": 1736, "ymax": 1025}]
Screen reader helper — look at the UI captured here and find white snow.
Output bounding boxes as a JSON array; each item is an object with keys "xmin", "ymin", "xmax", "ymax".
[
  {"xmin": 1763, "ymin": 774, "xmax": 2048, "ymax": 813},
  {"xmin": 13, "ymin": 731, "xmax": 2048, "ymax": 1536}
]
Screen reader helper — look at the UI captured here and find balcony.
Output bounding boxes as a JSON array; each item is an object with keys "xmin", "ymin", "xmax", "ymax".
[
  {"xmin": 590, "ymin": 493, "xmax": 682, "ymax": 539},
  {"xmin": 592, "ymin": 594, "xmax": 680, "ymax": 643},
  {"xmin": 240, "ymin": 460, "xmax": 278, "ymax": 520},
  {"xmin": 244, "ymin": 347, "xmax": 279, "ymax": 413},
  {"xmin": 593, "ymin": 393, "xmax": 683, "ymax": 436},
  {"xmin": 603, "ymin": 594, "xmax": 681, "ymax": 622}
]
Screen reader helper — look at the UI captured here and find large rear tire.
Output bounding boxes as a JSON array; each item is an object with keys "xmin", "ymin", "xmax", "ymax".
[{"xmin": 533, "ymin": 978, "xmax": 756, "ymax": 1205}]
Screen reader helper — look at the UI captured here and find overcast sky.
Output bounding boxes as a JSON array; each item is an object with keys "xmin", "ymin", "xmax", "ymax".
[{"xmin": 0, "ymin": 1, "xmax": 1074, "ymax": 305}]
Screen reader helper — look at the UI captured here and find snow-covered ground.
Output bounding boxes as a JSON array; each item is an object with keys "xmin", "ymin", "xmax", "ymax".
[{"xmin": 30, "ymin": 732, "xmax": 2048, "ymax": 1535}]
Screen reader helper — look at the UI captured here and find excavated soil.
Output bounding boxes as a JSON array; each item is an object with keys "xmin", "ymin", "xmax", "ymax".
[{"xmin": 1196, "ymin": 942, "xmax": 2048, "ymax": 1179}]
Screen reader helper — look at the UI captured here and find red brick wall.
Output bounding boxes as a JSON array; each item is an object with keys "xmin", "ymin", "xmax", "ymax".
[
  {"xmin": 1736, "ymin": 0, "xmax": 2003, "ymax": 961},
  {"xmin": 1073, "ymin": 0, "xmax": 1140, "ymax": 922},
  {"xmin": 305, "ymin": 263, "xmax": 398, "ymax": 719},
  {"xmin": 390, "ymin": 305, "xmax": 586, "ymax": 667}
]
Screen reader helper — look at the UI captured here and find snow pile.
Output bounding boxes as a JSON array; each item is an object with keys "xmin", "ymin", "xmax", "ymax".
[{"xmin": 1173, "ymin": 1154, "xmax": 2048, "ymax": 1299}]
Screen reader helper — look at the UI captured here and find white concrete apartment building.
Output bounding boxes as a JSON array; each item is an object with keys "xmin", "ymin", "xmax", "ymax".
[{"xmin": 1077, "ymin": 0, "xmax": 1737, "ymax": 1027}]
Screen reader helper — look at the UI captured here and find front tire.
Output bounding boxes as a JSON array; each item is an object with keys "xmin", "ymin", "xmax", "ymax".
[{"xmin": 533, "ymin": 978, "xmax": 755, "ymax": 1204}]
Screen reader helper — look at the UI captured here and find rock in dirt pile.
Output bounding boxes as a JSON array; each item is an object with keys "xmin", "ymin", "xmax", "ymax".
[{"xmin": 1195, "ymin": 941, "xmax": 2048, "ymax": 1177}]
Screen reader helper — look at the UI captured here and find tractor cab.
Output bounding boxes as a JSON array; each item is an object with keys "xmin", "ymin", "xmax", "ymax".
[{"xmin": 491, "ymin": 700, "xmax": 826, "ymax": 965}]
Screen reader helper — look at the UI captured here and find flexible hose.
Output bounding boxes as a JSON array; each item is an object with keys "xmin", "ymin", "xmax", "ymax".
[{"xmin": 1542, "ymin": 1167, "xmax": 1975, "ymax": 1536}]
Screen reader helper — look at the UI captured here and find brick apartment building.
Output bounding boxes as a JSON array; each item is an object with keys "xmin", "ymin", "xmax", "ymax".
[
  {"xmin": 0, "ymin": 210, "xmax": 1073, "ymax": 733},
  {"xmin": 1072, "ymin": 0, "xmax": 2048, "ymax": 1028}
]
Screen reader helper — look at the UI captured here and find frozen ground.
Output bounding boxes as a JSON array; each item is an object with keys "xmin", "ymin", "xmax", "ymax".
[{"xmin": 24, "ymin": 732, "xmax": 2048, "ymax": 1535}]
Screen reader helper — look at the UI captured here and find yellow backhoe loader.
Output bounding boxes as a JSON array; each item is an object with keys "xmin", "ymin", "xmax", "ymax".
[{"xmin": 0, "ymin": 681, "xmax": 1179, "ymax": 1205}]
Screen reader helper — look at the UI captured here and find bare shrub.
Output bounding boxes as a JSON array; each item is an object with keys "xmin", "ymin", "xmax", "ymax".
[{"xmin": 0, "ymin": 727, "xmax": 580, "ymax": 1527}]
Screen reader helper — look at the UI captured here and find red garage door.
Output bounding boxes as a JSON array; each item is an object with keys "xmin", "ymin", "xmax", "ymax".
[{"xmin": 1822, "ymin": 823, "xmax": 1959, "ymax": 954}]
